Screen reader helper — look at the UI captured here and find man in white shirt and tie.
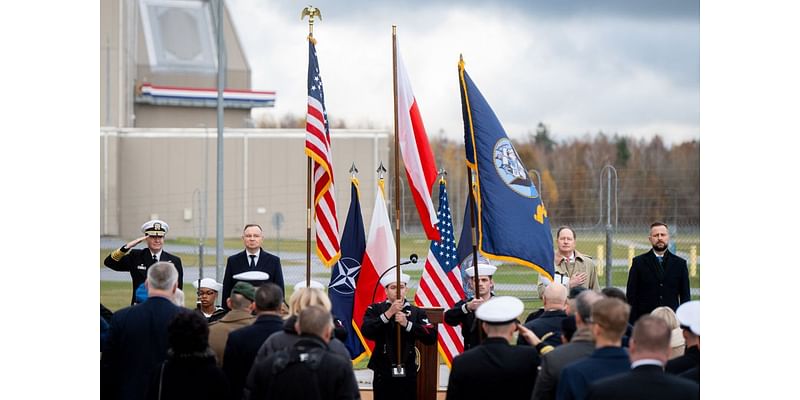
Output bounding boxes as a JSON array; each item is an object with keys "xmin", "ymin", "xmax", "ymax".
[{"xmin": 221, "ymin": 224, "xmax": 284, "ymax": 310}]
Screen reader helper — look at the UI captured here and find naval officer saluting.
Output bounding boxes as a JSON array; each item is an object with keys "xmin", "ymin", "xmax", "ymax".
[{"xmin": 104, "ymin": 219, "xmax": 183, "ymax": 305}]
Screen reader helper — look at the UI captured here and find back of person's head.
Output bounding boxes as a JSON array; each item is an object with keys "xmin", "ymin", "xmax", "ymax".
[
  {"xmin": 168, "ymin": 311, "xmax": 209, "ymax": 355},
  {"xmin": 543, "ymin": 282, "xmax": 567, "ymax": 308},
  {"xmin": 650, "ymin": 306, "xmax": 680, "ymax": 330},
  {"xmin": 574, "ymin": 290, "xmax": 603, "ymax": 325},
  {"xmin": 288, "ymin": 287, "xmax": 331, "ymax": 316},
  {"xmin": 297, "ymin": 305, "xmax": 333, "ymax": 338},
  {"xmin": 591, "ymin": 297, "xmax": 630, "ymax": 341},
  {"xmin": 147, "ymin": 261, "xmax": 178, "ymax": 291},
  {"xmin": 229, "ymin": 293, "xmax": 254, "ymax": 311},
  {"xmin": 255, "ymin": 283, "xmax": 284, "ymax": 312},
  {"xmin": 600, "ymin": 287, "xmax": 627, "ymax": 303},
  {"xmin": 631, "ymin": 315, "xmax": 671, "ymax": 355}
]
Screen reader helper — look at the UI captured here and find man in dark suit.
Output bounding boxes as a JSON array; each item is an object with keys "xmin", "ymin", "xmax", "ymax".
[
  {"xmin": 101, "ymin": 262, "xmax": 182, "ymax": 400},
  {"xmin": 586, "ymin": 316, "xmax": 700, "ymax": 400},
  {"xmin": 556, "ymin": 298, "xmax": 631, "ymax": 400},
  {"xmin": 531, "ymin": 290, "xmax": 602, "ymax": 400},
  {"xmin": 104, "ymin": 219, "xmax": 184, "ymax": 305},
  {"xmin": 222, "ymin": 224, "xmax": 284, "ymax": 309},
  {"xmin": 223, "ymin": 283, "xmax": 285, "ymax": 400},
  {"xmin": 447, "ymin": 296, "xmax": 540, "ymax": 400},
  {"xmin": 519, "ymin": 282, "xmax": 568, "ymax": 349},
  {"xmin": 362, "ymin": 272, "xmax": 437, "ymax": 400},
  {"xmin": 626, "ymin": 221, "xmax": 690, "ymax": 324}
]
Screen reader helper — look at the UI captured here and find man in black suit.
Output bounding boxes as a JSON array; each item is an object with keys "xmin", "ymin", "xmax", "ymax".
[
  {"xmin": 101, "ymin": 262, "xmax": 182, "ymax": 400},
  {"xmin": 104, "ymin": 219, "xmax": 184, "ymax": 305},
  {"xmin": 531, "ymin": 290, "xmax": 602, "ymax": 400},
  {"xmin": 625, "ymin": 221, "xmax": 690, "ymax": 324},
  {"xmin": 519, "ymin": 282, "xmax": 568, "ymax": 350},
  {"xmin": 362, "ymin": 272, "xmax": 438, "ymax": 400},
  {"xmin": 447, "ymin": 296, "xmax": 540, "ymax": 400},
  {"xmin": 223, "ymin": 283, "xmax": 285, "ymax": 400},
  {"xmin": 222, "ymin": 224, "xmax": 284, "ymax": 309},
  {"xmin": 586, "ymin": 316, "xmax": 699, "ymax": 400}
]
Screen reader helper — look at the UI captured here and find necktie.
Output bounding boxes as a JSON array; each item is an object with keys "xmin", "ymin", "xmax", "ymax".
[
  {"xmin": 656, "ymin": 256, "xmax": 664, "ymax": 276},
  {"xmin": 152, "ymin": 254, "xmax": 157, "ymax": 263},
  {"xmin": 249, "ymin": 254, "xmax": 256, "ymax": 269}
]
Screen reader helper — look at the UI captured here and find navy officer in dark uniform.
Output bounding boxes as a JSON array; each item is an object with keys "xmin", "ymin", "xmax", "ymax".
[
  {"xmin": 444, "ymin": 262, "xmax": 496, "ymax": 350},
  {"xmin": 446, "ymin": 296, "xmax": 542, "ymax": 400},
  {"xmin": 361, "ymin": 271, "xmax": 437, "ymax": 400},
  {"xmin": 104, "ymin": 219, "xmax": 183, "ymax": 305}
]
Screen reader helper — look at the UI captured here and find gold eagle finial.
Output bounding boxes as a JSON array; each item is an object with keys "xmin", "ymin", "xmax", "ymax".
[{"xmin": 301, "ymin": 6, "xmax": 321, "ymax": 22}]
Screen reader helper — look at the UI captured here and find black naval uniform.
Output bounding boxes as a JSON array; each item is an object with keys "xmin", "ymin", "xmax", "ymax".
[
  {"xmin": 446, "ymin": 337, "xmax": 540, "ymax": 400},
  {"xmin": 361, "ymin": 300, "xmax": 437, "ymax": 400},
  {"xmin": 444, "ymin": 295, "xmax": 494, "ymax": 350},
  {"xmin": 104, "ymin": 246, "xmax": 184, "ymax": 305}
]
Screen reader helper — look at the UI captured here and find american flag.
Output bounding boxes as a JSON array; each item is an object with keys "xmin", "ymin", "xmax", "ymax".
[
  {"xmin": 305, "ymin": 39, "xmax": 340, "ymax": 267},
  {"xmin": 414, "ymin": 179, "xmax": 465, "ymax": 367},
  {"xmin": 306, "ymin": 38, "xmax": 340, "ymax": 267}
]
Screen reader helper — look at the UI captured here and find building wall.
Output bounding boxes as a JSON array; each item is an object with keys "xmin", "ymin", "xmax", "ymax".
[{"xmin": 101, "ymin": 128, "xmax": 390, "ymax": 240}]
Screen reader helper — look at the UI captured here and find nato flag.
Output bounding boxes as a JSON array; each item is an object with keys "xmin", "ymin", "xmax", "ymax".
[
  {"xmin": 457, "ymin": 59, "xmax": 555, "ymax": 280},
  {"xmin": 327, "ymin": 179, "xmax": 367, "ymax": 359}
]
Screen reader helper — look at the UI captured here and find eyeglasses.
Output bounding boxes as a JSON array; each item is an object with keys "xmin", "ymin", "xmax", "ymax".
[{"xmin": 197, "ymin": 291, "xmax": 217, "ymax": 297}]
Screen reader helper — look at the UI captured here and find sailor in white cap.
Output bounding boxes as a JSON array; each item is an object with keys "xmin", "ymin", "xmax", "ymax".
[
  {"xmin": 193, "ymin": 278, "xmax": 226, "ymax": 323},
  {"xmin": 103, "ymin": 219, "xmax": 184, "ymax": 305},
  {"xmin": 447, "ymin": 296, "xmax": 542, "ymax": 399},
  {"xmin": 666, "ymin": 300, "xmax": 700, "ymax": 376},
  {"xmin": 444, "ymin": 262, "xmax": 497, "ymax": 350},
  {"xmin": 222, "ymin": 224, "xmax": 284, "ymax": 310},
  {"xmin": 361, "ymin": 269, "xmax": 437, "ymax": 400}
]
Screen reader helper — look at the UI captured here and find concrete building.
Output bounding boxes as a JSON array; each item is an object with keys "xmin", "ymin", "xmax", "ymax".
[{"xmin": 100, "ymin": 0, "xmax": 392, "ymax": 240}]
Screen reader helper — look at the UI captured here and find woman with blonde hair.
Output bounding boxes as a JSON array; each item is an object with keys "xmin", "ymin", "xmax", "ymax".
[{"xmin": 651, "ymin": 306, "xmax": 685, "ymax": 358}]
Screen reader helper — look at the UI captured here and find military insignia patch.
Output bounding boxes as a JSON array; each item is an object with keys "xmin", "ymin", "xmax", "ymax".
[{"xmin": 493, "ymin": 138, "xmax": 538, "ymax": 198}]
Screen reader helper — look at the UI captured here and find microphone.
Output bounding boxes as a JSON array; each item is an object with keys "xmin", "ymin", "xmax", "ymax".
[{"xmin": 371, "ymin": 254, "xmax": 419, "ymax": 304}]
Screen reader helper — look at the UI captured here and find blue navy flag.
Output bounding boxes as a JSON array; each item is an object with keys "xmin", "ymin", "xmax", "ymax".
[
  {"xmin": 457, "ymin": 59, "xmax": 555, "ymax": 280},
  {"xmin": 327, "ymin": 178, "xmax": 367, "ymax": 360},
  {"xmin": 456, "ymin": 191, "xmax": 477, "ymax": 296}
]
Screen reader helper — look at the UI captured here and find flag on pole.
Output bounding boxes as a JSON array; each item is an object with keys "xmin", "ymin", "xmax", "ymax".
[
  {"xmin": 351, "ymin": 179, "xmax": 396, "ymax": 354},
  {"xmin": 395, "ymin": 41, "xmax": 441, "ymax": 241},
  {"xmin": 328, "ymin": 178, "xmax": 367, "ymax": 361},
  {"xmin": 457, "ymin": 59, "xmax": 555, "ymax": 279},
  {"xmin": 306, "ymin": 39, "xmax": 341, "ymax": 267},
  {"xmin": 414, "ymin": 178, "xmax": 465, "ymax": 368}
]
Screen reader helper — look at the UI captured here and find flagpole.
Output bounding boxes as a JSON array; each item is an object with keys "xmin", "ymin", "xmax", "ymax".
[
  {"xmin": 391, "ymin": 24, "xmax": 405, "ymax": 377},
  {"xmin": 461, "ymin": 54, "xmax": 483, "ymax": 342},
  {"xmin": 303, "ymin": 6, "xmax": 320, "ymax": 288}
]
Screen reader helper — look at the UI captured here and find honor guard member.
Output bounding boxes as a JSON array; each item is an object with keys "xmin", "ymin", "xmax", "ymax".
[
  {"xmin": 444, "ymin": 262, "xmax": 497, "ymax": 350},
  {"xmin": 361, "ymin": 271, "xmax": 437, "ymax": 400},
  {"xmin": 446, "ymin": 296, "xmax": 540, "ymax": 400},
  {"xmin": 104, "ymin": 219, "xmax": 184, "ymax": 305},
  {"xmin": 194, "ymin": 278, "xmax": 226, "ymax": 323}
]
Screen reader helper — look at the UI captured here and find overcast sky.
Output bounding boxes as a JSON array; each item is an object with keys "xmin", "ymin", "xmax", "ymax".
[{"xmin": 227, "ymin": 0, "xmax": 699, "ymax": 144}]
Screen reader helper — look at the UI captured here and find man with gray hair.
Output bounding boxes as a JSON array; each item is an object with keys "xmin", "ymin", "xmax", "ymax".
[
  {"xmin": 101, "ymin": 262, "xmax": 182, "ymax": 400},
  {"xmin": 586, "ymin": 316, "xmax": 699, "ymax": 400},
  {"xmin": 531, "ymin": 290, "xmax": 603, "ymax": 400},
  {"xmin": 245, "ymin": 305, "xmax": 360, "ymax": 400}
]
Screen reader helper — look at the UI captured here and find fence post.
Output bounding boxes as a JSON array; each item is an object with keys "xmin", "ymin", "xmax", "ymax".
[
  {"xmin": 690, "ymin": 245, "xmax": 698, "ymax": 277},
  {"xmin": 605, "ymin": 225, "xmax": 613, "ymax": 287},
  {"xmin": 628, "ymin": 246, "xmax": 635, "ymax": 270},
  {"xmin": 597, "ymin": 244, "xmax": 605, "ymax": 278}
]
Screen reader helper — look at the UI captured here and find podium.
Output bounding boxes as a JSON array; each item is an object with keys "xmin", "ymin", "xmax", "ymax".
[{"xmin": 416, "ymin": 307, "xmax": 444, "ymax": 400}]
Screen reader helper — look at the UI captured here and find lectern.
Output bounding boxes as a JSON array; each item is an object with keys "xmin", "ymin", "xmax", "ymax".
[{"xmin": 416, "ymin": 307, "xmax": 444, "ymax": 400}]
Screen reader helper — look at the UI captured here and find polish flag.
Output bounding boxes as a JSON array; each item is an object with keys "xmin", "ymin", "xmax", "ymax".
[
  {"xmin": 396, "ymin": 44, "xmax": 441, "ymax": 241},
  {"xmin": 351, "ymin": 184, "xmax": 397, "ymax": 354}
]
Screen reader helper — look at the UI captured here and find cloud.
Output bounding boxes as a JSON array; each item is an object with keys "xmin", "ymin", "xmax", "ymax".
[{"xmin": 228, "ymin": 0, "xmax": 699, "ymax": 144}]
